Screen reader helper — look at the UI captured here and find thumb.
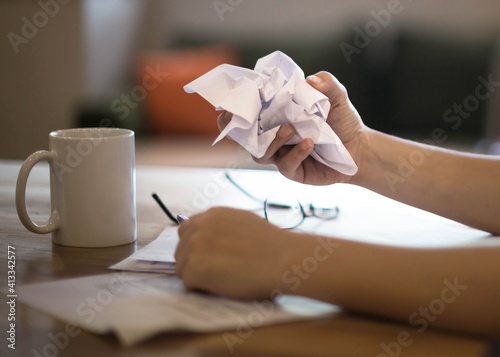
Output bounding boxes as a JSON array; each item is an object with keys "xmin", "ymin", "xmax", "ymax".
[{"xmin": 306, "ymin": 71, "xmax": 349, "ymax": 108}]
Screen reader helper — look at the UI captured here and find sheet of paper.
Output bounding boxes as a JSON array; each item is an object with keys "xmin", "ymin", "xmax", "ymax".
[
  {"xmin": 127, "ymin": 226, "xmax": 178, "ymax": 262},
  {"xmin": 111, "ymin": 185, "xmax": 491, "ymax": 277},
  {"xmin": 16, "ymin": 273, "xmax": 338, "ymax": 346},
  {"xmin": 110, "ymin": 257, "xmax": 176, "ymax": 274},
  {"xmin": 109, "ymin": 225, "xmax": 179, "ymax": 274},
  {"xmin": 184, "ymin": 51, "xmax": 358, "ymax": 175}
]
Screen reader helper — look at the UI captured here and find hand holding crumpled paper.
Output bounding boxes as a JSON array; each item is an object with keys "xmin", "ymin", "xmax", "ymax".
[{"xmin": 184, "ymin": 51, "xmax": 357, "ymax": 175}]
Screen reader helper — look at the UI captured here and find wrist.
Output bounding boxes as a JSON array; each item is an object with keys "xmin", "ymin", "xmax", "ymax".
[
  {"xmin": 348, "ymin": 127, "xmax": 377, "ymax": 187},
  {"xmin": 272, "ymin": 231, "xmax": 325, "ymax": 296}
]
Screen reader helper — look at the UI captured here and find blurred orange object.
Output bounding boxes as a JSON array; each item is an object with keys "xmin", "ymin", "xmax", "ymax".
[{"xmin": 136, "ymin": 46, "xmax": 239, "ymax": 136}]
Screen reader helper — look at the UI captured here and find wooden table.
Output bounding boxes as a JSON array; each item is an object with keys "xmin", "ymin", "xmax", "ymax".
[{"xmin": 0, "ymin": 160, "xmax": 492, "ymax": 357}]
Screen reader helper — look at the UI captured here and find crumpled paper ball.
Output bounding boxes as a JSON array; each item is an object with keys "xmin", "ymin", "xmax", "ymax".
[{"xmin": 184, "ymin": 50, "xmax": 357, "ymax": 175}]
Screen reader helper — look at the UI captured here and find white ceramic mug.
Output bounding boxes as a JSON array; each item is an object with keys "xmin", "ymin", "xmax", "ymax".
[{"xmin": 16, "ymin": 128, "xmax": 137, "ymax": 247}]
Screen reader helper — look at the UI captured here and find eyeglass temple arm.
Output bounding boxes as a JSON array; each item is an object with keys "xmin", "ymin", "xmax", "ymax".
[
  {"xmin": 224, "ymin": 172, "xmax": 264, "ymax": 203},
  {"xmin": 266, "ymin": 202, "xmax": 294, "ymax": 209}
]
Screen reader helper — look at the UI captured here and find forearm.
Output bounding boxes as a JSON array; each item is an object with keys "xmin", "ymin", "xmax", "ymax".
[
  {"xmin": 281, "ymin": 233, "xmax": 500, "ymax": 335},
  {"xmin": 352, "ymin": 129, "xmax": 500, "ymax": 234}
]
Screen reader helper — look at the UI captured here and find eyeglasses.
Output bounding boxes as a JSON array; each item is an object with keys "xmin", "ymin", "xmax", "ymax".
[
  {"xmin": 152, "ymin": 172, "xmax": 339, "ymax": 229},
  {"xmin": 225, "ymin": 172, "xmax": 339, "ymax": 229}
]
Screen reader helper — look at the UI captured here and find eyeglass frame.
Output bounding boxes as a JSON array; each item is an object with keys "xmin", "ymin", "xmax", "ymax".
[
  {"xmin": 151, "ymin": 172, "xmax": 340, "ymax": 229},
  {"xmin": 225, "ymin": 172, "xmax": 339, "ymax": 229}
]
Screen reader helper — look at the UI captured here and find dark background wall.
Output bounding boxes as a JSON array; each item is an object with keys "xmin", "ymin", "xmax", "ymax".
[{"xmin": 2, "ymin": 0, "xmax": 499, "ymax": 159}]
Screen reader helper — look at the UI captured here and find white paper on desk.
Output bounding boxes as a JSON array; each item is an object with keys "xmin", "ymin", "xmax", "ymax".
[
  {"xmin": 184, "ymin": 51, "xmax": 358, "ymax": 176},
  {"xmin": 16, "ymin": 273, "xmax": 338, "ymax": 347},
  {"xmin": 110, "ymin": 258, "xmax": 176, "ymax": 274},
  {"xmin": 109, "ymin": 225, "xmax": 179, "ymax": 274}
]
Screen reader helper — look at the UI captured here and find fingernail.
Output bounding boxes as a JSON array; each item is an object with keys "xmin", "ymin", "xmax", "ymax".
[{"xmin": 306, "ymin": 75, "xmax": 322, "ymax": 83}]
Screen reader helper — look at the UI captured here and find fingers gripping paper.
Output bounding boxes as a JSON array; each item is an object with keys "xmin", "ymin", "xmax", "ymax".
[{"xmin": 184, "ymin": 51, "xmax": 358, "ymax": 175}]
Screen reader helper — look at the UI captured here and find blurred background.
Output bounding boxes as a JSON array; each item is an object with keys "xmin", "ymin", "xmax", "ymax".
[{"xmin": 1, "ymin": 0, "xmax": 500, "ymax": 166}]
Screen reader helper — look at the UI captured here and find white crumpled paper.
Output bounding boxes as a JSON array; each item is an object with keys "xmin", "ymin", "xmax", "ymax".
[{"xmin": 184, "ymin": 51, "xmax": 357, "ymax": 175}]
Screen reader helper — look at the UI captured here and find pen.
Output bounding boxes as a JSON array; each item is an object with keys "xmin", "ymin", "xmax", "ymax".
[
  {"xmin": 152, "ymin": 193, "xmax": 178, "ymax": 223},
  {"xmin": 152, "ymin": 193, "xmax": 190, "ymax": 225}
]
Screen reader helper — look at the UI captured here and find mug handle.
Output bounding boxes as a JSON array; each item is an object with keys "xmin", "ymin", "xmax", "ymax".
[{"xmin": 16, "ymin": 150, "xmax": 60, "ymax": 234}]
